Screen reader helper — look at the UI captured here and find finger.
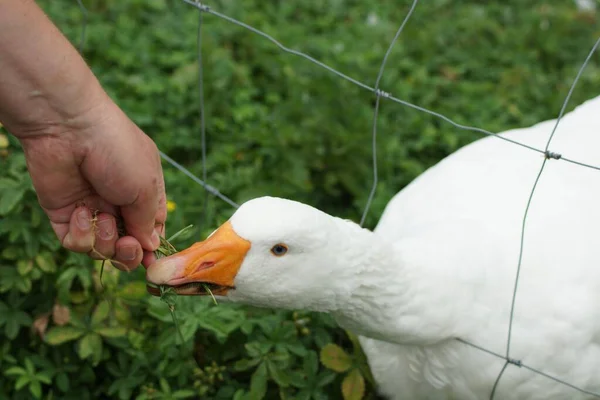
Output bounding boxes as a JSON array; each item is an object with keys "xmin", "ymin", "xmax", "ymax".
[
  {"xmin": 141, "ymin": 250, "xmax": 157, "ymax": 269},
  {"xmin": 88, "ymin": 213, "xmax": 117, "ymax": 260},
  {"xmin": 155, "ymin": 222, "xmax": 165, "ymax": 237},
  {"xmin": 61, "ymin": 206, "xmax": 95, "ymax": 253},
  {"xmin": 142, "ymin": 220, "xmax": 165, "ymax": 268},
  {"xmin": 120, "ymin": 190, "xmax": 159, "ymax": 252},
  {"xmin": 155, "ymin": 164, "xmax": 168, "ymax": 235},
  {"xmin": 110, "ymin": 236, "xmax": 143, "ymax": 271},
  {"xmin": 46, "ymin": 197, "xmax": 119, "ymax": 245},
  {"xmin": 120, "ymin": 153, "xmax": 163, "ymax": 253}
]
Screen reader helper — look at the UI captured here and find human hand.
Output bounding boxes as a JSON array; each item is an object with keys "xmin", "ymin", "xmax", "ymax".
[
  {"xmin": 0, "ymin": 0, "xmax": 166, "ymax": 271},
  {"xmin": 16, "ymin": 99, "xmax": 167, "ymax": 271}
]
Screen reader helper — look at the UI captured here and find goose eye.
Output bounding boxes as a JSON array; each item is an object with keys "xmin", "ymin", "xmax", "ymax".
[{"xmin": 270, "ymin": 244, "xmax": 288, "ymax": 256}]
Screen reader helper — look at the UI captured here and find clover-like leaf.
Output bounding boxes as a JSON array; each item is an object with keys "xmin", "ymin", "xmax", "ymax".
[
  {"xmin": 45, "ymin": 326, "xmax": 85, "ymax": 345},
  {"xmin": 320, "ymin": 343, "xmax": 352, "ymax": 373},
  {"xmin": 78, "ymin": 332, "xmax": 103, "ymax": 364},
  {"xmin": 35, "ymin": 254, "xmax": 56, "ymax": 273},
  {"xmin": 248, "ymin": 362, "xmax": 268, "ymax": 400},
  {"xmin": 96, "ymin": 326, "xmax": 127, "ymax": 338},
  {"xmin": 91, "ymin": 300, "xmax": 110, "ymax": 326},
  {"xmin": 341, "ymin": 369, "xmax": 365, "ymax": 400}
]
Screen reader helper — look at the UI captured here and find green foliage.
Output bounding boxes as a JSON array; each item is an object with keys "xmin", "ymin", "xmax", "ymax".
[
  {"xmin": 2, "ymin": 0, "xmax": 600, "ymax": 398},
  {"xmin": 320, "ymin": 331, "xmax": 375, "ymax": 400}
]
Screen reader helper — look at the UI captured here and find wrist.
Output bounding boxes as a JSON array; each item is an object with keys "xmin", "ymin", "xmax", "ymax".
[
  {"xmin": 0, "ymin": 0, "xmax": 111, "ymax": 139},
  {"xmin": 4, "ymin": 76, "xmax": 111, "ymax": 140}
]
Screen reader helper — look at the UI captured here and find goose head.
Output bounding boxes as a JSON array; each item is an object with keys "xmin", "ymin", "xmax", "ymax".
[{"xmin": 145, "ymin": 196, "xmax": 372, "ymax": 311}]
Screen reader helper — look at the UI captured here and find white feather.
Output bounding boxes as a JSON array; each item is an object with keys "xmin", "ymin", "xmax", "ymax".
[{"xmin": 220, "ymin": 95, "xmax": 600, "ymax": 399}]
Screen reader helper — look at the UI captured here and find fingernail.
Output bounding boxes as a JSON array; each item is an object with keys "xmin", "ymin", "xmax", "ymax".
[
  {"xmin": 97, "ymin": 219, "xmax": 115, "ymax": 240},
  {"xmin": 151, "ymin": 230, "xmax": 160, "ymax": 249},
  {"xmin": 120, "ymin": 245, "xmax": 137, "ymax": 261},
  {"xmin": 62, "ymin": 232, "xmax": 74, "ymax": 249},
  {"xmin": 111, "ymin": 260, "xmax": 131, "ymax": 272},
  {"xmin": 76, "ymin": 209, "xmax": 91, "ymax": 230}
]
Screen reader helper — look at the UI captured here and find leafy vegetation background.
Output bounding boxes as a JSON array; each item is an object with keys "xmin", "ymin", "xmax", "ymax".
[{"xmin": 1, "ymin": 0, "xmax": 600, "ymax": 398}]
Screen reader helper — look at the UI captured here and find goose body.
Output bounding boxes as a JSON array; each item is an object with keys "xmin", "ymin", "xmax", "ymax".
[
  {"xmin": 147, "ymin": 95, "xmax": 600, "ymax": 399},
  {"xmin": 360, "ymin": 95, "xmax": 600, "ymax": 399}
]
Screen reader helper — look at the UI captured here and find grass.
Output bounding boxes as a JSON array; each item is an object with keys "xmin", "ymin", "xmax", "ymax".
[
  {"xmin": 152, "ymin": 224, "xmax": 218, "ymax": 305},
  {"xmin": 91, "ymin": 216, "xmax": 218, "ymax": 345},
  {"xmin": 149, "ymin": 225, "xmax": 218, "ymax": 345}
]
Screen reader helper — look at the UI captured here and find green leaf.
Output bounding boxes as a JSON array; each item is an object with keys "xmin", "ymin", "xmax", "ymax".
[
  {"xmin": 78, "ymin": 333, "xmax": 103, "ymax": 363},
  {"xmin": 5, "ymin": 318, "xmax": 20, "ymax": 340},
  {"xmin": 146, "ymin": 297, "xmax": 173, "ymax": 323},
  {"xmin": 158, "ymin": 287, "xmax": 178, "ymax": 307},
  {"xmin": 116, "ymin": 281, "xmax": 148, "ymax": 301},
  {"xmin": 344, "ymin": 329, "xmax": 376, "ymax": 386},
  {"xmin": 294, "ymin": 390, "xmax": 312, "ymax": 400},
  {"xmin": 36, "ymin": 372, "xmax": 52, "ymax": 385},
  {"xmin": 35, "ymin": 254, "xmax": 56, "ymax": 273},
  {"xmin": 17, "ymin": 260, "xmax": 33, "ymax": 276},
  {"xmin": 159, "ymin": 377, "xmax": 170, "ymax": 393},
  {"xmin": 0, "ymin": 186, "xmax": 25, "ymax": 215},
  {"xmin": 4, "ymin": 366, "xmax": 26, "ymax": 376},
  {"xmin": 248, "ymin": 363, "xmax": 268, "ymax": 400},
  {"xmin": 24, "ymin": 358, "xmax": 34, "ymax": 374},
  {"xmin": 31, "ymin": 207, "xmax": 42, "ymax": 227},
  {"xmin": 55, "ymin": 267, "xmax": 78, "ymax": 290},
  {"xmin": 288, "ymin": 370, "xmax": 309, "ymax": 389},
  {"xmin": 304, "ymin": 351, "xmax": 319, "ymax": 377},
  {"xmin": 56, "ymin": 372, "xmax": 70, "ymax": 392},
  {"xmin": 96, "ymin": 326, "xmax": 127, "ymax": 338},
  {"xmin": 317, "ymin": 370, "xmax": 337, "ymax": 387},
  {"xmin": 341, "ymin": 369, "xmax": 365, "ymax": 400},
  {"xmin": 178, "ymin": 318, "xmax": 199, "ymax": 342},
  {"xmin": 268, "ymin": 352, "xmax": 290, "ymax": 364},
  {"xmin": 0, "ymin": 302, "xmax": 7, "ymax": 325},
  {"xmin": 286, "ymin": 342, "xmax": 308, "ymax": 357},
  {"xmin": 14, "ymin": 310, "xmax": 32, "ymax": 326},
  {"xmin": 0, "ymin": 178, "xmax": 17, "ymax": 191},
  {"xmin": 173, "ymin": 389, "xmax": 197, "ymax": 398},
  {"xmin": 313, "ymin": 328, "xmax": 333, "ymax": 348},
  {"xmin": 2, "ymin": 246, "xmax": 19, "ymax": 260},
  {"xmin": 16, "ymin": 278, "xmax": 32, "ymax": 294},
  {"xmin": 234, "ymin": 358, "xmax": 261, "ymax": 371},
  {"xmin": 29, "ymin": 380, "xmax": 42, "ymax": 399},
  {"xmin": 267, "ymin": 359, "xmax": 290, "ymax": 387},
  {"xmin": 45, "ymin": 326, "xmax": 85, "ymax": 345},
  {"xmin": 196, "ymin": 307, "xmax": 244, "ymax": 339},
  {"xmin": 15, "ymin": 375, "xmax": 30, "ymax": 390},
  {"xmin": 91, "ymin": 301, "xmax": 110, "ymax": 326},
  {"xmin": 245, "ymin": 342, "xmax": 272, "ymax": 358},
  {"xmin": 320, "ymin": 343, "xmax": 352, "ymax": 373},
  {"xmin": 68, "ymin": 314, "xmax": 87, "ymax": 329}
]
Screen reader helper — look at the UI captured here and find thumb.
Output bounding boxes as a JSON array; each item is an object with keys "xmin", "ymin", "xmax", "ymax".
[
  {"xmin": 121, "ymin": 160, "xmax": 167, "ymax": 252},
  {"xmin": 120, "ymin": 182, "xmax": 162, "ymax": 252}
]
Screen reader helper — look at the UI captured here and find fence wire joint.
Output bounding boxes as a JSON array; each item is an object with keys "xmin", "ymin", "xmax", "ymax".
[
  {"xmin": 544, "ymin": 150, "xmax": 562, "ymax": 160},
  {"xmin": 193, "ymin": 1, "xmax": 210, "ymax": 12},
  {"xmin": 507, "ymin": 358, "xmax": 523, "ymax": 367},
  {"xmin": 374, "ymin": 89, "xmax": 391, "ymax": 98}
]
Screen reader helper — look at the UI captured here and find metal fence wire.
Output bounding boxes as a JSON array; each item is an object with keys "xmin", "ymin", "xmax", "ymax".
[{"xmin": 73, "ymin": 0, "xmax": 600, "ymax": 398}]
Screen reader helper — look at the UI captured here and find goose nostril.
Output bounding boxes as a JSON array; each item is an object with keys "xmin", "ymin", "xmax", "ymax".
[{"xmin": 197, "ymin": 261, "xmax": 215, "ymax": 271}]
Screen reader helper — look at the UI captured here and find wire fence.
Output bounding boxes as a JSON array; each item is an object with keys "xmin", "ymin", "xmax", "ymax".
[{"xmin": 74, "ymin": 0, "xmax": 600, "ymax": 398}]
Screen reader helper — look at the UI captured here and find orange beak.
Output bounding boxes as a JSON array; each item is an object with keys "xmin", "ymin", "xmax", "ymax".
[{"xmin": 145, "ymin": 221, "xmax": 251, "ymax": 296}]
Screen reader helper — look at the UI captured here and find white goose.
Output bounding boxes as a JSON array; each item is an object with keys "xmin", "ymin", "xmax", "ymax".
[{"xmin": 146, "ymin": 95, "xmax": 600, "ymax": 400}]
